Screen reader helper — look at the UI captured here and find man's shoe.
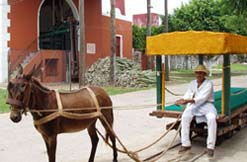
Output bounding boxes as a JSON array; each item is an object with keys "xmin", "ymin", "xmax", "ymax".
[
  {"xmin": 178, "ymin": 146, "xmax": 191, "ymax": 153},
  {"xmin": 207, "ymin": 149, "xmax": 214, "ymax": 157}
]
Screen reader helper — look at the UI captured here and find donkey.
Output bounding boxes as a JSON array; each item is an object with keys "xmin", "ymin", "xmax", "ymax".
[{"xmin": 7, "ymin": 66, "xmax": 118, "ymax": 162}]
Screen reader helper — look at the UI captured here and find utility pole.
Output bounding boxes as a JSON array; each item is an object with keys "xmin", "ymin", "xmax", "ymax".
[
  {"xmin": 79, "ymin": 0, "xmax": 86, "ymax": 87},
  {"xmin": 147, "ymin": 0, "xmax": 152, "ymax": 69},
  {"xmin": 164, "ymin": 0, "xmax": 169, "ymax": 81},
  {"xmin": 110, "ymin": 0, "xmax": 116, "ymax": 86}
]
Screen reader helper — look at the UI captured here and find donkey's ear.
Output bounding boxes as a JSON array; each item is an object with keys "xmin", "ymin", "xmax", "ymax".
[
  {"xmin": 26, "ymin": 65, "xmax": 36, "ymax": 80},
  {"xmin": 17, "ymin": 64, "xmax": 23, "ymax": 75}
]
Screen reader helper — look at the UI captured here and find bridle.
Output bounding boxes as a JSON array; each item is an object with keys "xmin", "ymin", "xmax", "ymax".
[{"xmin": 6, "ymin": 78, "xmax": 33, "ymax": 115}]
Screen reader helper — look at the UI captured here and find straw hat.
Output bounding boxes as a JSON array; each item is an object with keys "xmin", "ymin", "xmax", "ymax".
[{"xmin": 194, "ymin": 65, "xmax": 209, "ymax": 76}]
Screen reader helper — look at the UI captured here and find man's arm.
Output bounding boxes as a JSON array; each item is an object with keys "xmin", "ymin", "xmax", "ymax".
[
  {"xmin": 175, "ymin": 98, "xmax": 195, "ymax": 105},
  {"xmin": 175, "ymin": 81, "xmax": 195, "ymax": 106}
]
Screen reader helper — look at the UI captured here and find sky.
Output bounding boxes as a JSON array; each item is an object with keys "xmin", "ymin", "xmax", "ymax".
[
  {"xmin": 125, "ymin": 0, "xmax": 190, "ymax": 16},
  {"xmin": 102, "ymin": 0, "xmax": 191, "ymax": 20}
]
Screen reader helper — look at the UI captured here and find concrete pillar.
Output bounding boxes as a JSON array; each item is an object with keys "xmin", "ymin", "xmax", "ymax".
[{"xmin": 0, "ymin": 0, "xmax": 10, "ymax": 83}]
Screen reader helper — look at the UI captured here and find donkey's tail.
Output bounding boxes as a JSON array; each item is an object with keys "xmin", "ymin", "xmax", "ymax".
[{"xmin": 99, "ymin": 107, "xmax": 114, "ymax": 144}]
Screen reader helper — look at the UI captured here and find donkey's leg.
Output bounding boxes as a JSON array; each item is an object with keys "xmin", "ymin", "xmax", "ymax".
[
  {"xmin": 87, "ymin": 122, "xmax": 99, "ymax": 162},
  {"xmin": 42, "ymin": 134, "xmax": 57, "ymax": 162},
  {"xmin": 109, "ymin": 132, "xmax": 118, "ymax": 162}
]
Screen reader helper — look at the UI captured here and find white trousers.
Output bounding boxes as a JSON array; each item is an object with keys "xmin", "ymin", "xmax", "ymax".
[{"xmin": 181, "ymin": 105, "xmax": 217, "ymax": 149}]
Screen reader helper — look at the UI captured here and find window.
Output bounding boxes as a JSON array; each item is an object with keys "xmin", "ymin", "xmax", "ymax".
[{"xmin": 45, "ymin": 59, "xmax": 58, "ymax": 76}]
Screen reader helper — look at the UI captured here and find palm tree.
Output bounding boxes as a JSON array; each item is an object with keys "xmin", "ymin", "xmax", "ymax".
[
  {"xmin": 164, "ymin": 0, "xmax": 169, "ymax": 81},
  {"xmin": 147, "ymin": 0, "xmax": 152, "ymax": 70},
  {"xmin": 110, "ymin": 0, "xmax": 116, "ymax": 86}
]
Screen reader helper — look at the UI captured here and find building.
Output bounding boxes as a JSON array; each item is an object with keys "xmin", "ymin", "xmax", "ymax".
[
  {"xmin": 116, "ymin": 0, "xmax": 125, "ymax": 15},
  {"xmin": 5, "ymin": 0, "xmax": 132, "ymax": 83},
  {"xmin": 133, "ymin": 13, "xmax": 161, "ymax": 27}
]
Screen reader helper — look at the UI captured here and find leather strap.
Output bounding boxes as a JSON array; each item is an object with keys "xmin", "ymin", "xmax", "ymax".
[
  {"xmin": 6, "ymin": 98, "xmax": 24, "ymax": 107},
  {"xmin": 34, "ymin": 87, "xmax": 101, "ymax": 125}
]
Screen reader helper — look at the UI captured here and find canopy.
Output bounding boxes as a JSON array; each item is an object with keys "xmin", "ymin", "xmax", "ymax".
[{"xmin": 146, "ymin": 31, "xmax": 247, "ymax": 55}]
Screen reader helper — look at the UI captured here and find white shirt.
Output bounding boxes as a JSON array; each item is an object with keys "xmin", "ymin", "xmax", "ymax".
[{"xmin": 183, "ymin": 79, "xmax": 217, "ymax": 117}]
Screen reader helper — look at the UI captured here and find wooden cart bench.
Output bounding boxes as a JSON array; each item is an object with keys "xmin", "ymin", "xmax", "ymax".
[{"xmin": 150, "ymin": 87, "xmax": 247, "ymax": 144}]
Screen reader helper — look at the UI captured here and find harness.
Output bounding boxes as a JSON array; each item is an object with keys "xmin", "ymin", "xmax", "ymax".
[
  {"xmin": 6, "ymin": 78, "xmax": 32, "ymax": 115},
  {"xmin": 33, "ymin": 87, "xmax": 101, "ymax": 125},
  {"xmin": 7, "ymin": 78, "xmax": 102, "ymax": 125}
]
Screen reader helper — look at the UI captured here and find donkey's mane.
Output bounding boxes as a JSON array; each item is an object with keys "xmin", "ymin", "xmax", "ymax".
[{"xmin": 31, "ymin": 77, "xmax": 51, "ymax": 92}]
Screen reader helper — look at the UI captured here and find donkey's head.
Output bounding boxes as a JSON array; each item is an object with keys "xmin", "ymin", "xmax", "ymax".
[{"xmin": 7, "ymin": 65, "xmax": 37, "ymax": 123}]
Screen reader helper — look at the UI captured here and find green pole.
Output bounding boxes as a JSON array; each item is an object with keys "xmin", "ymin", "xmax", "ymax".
[
  {"xmin": 156, "ymin": 56, "xmax": 162, "ymax": 110},
  {"xmin": 199, "ymin": 55, "xmax": 203, "ymax": 65},
  {"xmin": 223, "ymin": 54, "xmax": 231, "ymax": 116}
]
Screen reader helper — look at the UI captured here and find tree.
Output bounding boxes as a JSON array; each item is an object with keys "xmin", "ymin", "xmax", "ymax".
[
  {"xmin": 132, "ymin": 25, "xmax": 146, "ymax": 51},
  {"xmin": 220, "ymin": 0, "xmax": 247, "ymax": 36},
  {"xmin": 221, "ymin": 0, "xmax": 247, "ymax": 62},
  {"xmin": 132, "ymin": 25, "xmax": 164, "ymax": 52},
  {"xmin": 223, "ymin": 0, "xmax": 247, "ymax": 16},
  {"xmin": 146, "ymin": 0, "xmax": 152, "ymax": 69},
  {"xmin": 221, "ymin": 15, "xmax": 247, "ymax": 35},
  {"xmin": 169, "ymin": 0, "xmax": 247, "ymax": 35},
  {"xmin": 170, "ymin": 0, "xmax": 226, "ymax": 32},
  {"xmin": 164, "ymin": 0, "xmax": 169, "ymax": 81}
]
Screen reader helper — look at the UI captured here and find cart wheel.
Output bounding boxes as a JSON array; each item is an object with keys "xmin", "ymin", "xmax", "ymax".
[
  {"xmin": 224, "ymin": 130, "xmax": 234, "ymax": 139},
  {"xmin": 216, "ymin": 136, "xmax": 224, "ymax": 146},
  {"xmin": 235, "ymin": 126, "xmax": 241, "ymax": 131},
  {"xmin": 194, "ymin": 122, "xmax": 207, "ymax": 137}
]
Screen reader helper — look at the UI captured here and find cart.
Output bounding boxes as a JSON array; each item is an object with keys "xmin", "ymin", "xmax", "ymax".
[{"xmin": 146, "ymin": 31, "xmax": 247, "ymax": 144}]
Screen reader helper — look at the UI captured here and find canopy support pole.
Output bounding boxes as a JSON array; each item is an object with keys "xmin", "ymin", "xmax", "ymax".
[
  {"xmin": 222, "ymin": 54, "xmax": 231, "ymax": 118},
  {"xmin": 156, "ymin": 56, "xmax": 162, "ymax": 110},
  {"xmin": 161, "ymin": 63, "xmax": 165, "ymax": 110},
  {"xmin": 199, "ymin": 55, "xmax": 204, "ymax": 65}
]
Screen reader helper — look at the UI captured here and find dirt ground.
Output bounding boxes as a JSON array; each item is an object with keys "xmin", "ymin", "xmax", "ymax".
[{"xmin": 0, "ymin": 75, "xmax": 247, "ymax": 162}]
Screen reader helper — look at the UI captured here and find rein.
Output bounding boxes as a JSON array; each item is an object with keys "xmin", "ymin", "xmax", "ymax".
[
  {"xmin": 33, "ymin": 87, "xmax": 102, "ymax": 125},
  {"xmin": 6, "ymin": 98, "xmax": 24, "ymax": 107}
]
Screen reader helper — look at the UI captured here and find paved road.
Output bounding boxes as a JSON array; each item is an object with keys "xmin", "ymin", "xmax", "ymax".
[{"xmin": 0, "ymin": 75, "xmax": 247, "ymax": 162}]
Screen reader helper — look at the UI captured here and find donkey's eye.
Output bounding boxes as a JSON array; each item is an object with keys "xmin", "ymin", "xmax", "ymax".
[{"xmin": 19, "ymin": 84, "xmax": 26, "ymax": 91}]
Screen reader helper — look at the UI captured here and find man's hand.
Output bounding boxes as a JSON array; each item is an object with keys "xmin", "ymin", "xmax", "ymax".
[
  {"xmin": 175, "ymin": 99, "xmax": 195, "ymax": 105},
  {"xmin": 175, "ymin": 99, "xmax": 187, "ymax": 105}
]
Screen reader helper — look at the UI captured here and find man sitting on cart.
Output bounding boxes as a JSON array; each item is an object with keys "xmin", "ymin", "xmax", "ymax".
[{"xmin": 175, "ymin": 64, "xmax": 217, "ymax": 157}]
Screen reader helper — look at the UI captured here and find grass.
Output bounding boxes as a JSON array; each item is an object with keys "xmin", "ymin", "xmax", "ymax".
[
  {"xmin": 0, "ymin": 89, "xmax": 9, "ymax": 113},
  {"xmin": 169, "ymin": 63, "xmax": 247, "ymax": 84},
  {"xmin": 104, "ymin": 86, "xmax": 153, "ymax": 95},
  {"xmin": 213, "ymin": 63, "xmax": 247, "ymax": 72},
  {"xmin": 170, "ymin": 69, "xmax": 195, "ymax": 83}
]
